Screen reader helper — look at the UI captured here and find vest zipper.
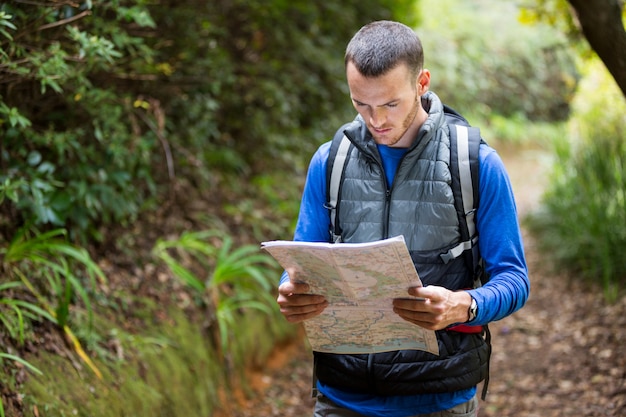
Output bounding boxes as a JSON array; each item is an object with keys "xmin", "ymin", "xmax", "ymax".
[
  {"xmin": 378, "ymin": 151, "xmax": 411, "ymax": 241},
  {"xmin": 383, "ymin": 150, "xmax": 412, "ymax": 240},
  {"xmin": 372, "ymin": 155, "xmax": 391, "ymax": 240},
  {"xmin": 347, "ymin": 135, "xmax": 407, "ymax": 241},
  {"xmin": 383, "ymin": 188, "xmax": 391, "ymax": 239}
]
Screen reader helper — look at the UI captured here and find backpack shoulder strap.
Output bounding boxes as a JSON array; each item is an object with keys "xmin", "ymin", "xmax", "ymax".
[
  {"xmin": 448, "ymin": 122, "xmax": 491, "ymax": 401},
  {"xmin": 325, "ymin": 124, "xmax": 353, "ymax": 243},
  {"xmin": 443, "ymin": 123, "xmax": 483, "ymax": 281}
]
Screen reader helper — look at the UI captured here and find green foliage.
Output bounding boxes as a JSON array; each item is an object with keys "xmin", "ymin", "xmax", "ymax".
[
  {"xmin": 518, "ymin": 0, "xmax": 626, "ymax": 58},
  {"xmin": 419, "ymin": 0, "xmax": 578, "ymax": 124},
  {"xmin": 0, "ymin": 103, "xmax": 31, "ymax": 128},
  {"xmin": 0, "ymin": 280, "xmax": 46, "ymax": 417},
  {"xmin": 518, "ymin": 0, "xmax": 578, "ymax": 37},
  {"xmin": 527, "ymin": 60, "xmax": 626, "ymax": 301},
  {"xmin": 0, "ymin": 226, "xmax": 106, "ymax": 377},
  {"xmin": 20, "ymin": 311, "xmax": 224, "ymax": 417},
  {"xmin": 3, "ymin": 228, "xmax": 105, "ymax": 326},
  {"xmin": 0, "ymin": 11, "xmax": 16, "ymax": 43},
  {"xmin": 0, "ymin": 2, "xmax": 161, "ymax": 243},
  {"xmin": 0, "ymin": 352, "xmax": 42, "ymax": 417},
  {"xmin": 156, "ymin": 0, "xmax": 420, "ymax": 180},
  {"xmin": 152, "ymin": 230, "xmax": 284, "ymax": 368},
  {"xmin": 221, "ymin": 172, "xmax": 303, "ymax": 242},
  {"xmin": 0, "ymin": 0, "xmax": 418, "ymax": 244},
  {"xmin": 0, "ymin": 281, "xmax": 51, "ymax": 345},
  {"xmin": 0, "ymin": 353, "xmax": 42, "ymax": 376},
  {"xmin": 470, "ymin": 112, "xmax": 567, "ymax": 147}
]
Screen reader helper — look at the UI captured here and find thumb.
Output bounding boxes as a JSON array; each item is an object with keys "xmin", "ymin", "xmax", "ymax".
[{"xmin": 408, "ymin": 285, "xmax": 435, "ymax": 299}]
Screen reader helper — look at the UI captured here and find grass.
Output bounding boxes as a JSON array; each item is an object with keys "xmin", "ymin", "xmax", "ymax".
[
  {"xmin": 20, "ymin": 309, "xmax": 221, "ymax": 417},
  {"xmin": 0, "ymin": 227, "xmax": 106, "ymax": 378}
]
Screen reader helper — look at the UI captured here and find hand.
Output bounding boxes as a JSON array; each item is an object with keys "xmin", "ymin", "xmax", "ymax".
[
  {"xmin": 392, "ymin": 286, "xmax": 471, "ymax": 330},
  {"xmin": 276, "ymin": 268, "xmax": 328, "ymax": 323}
]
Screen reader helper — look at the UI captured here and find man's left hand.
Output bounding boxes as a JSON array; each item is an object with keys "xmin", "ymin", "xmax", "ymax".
[{"xmin": 392, "ymin": 286, "xmax": 472, "ymax": 330}]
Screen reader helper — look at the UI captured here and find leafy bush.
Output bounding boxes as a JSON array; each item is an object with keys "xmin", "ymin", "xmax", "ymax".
[
  {"xmin": 0, "ymin": 0, "xmax": 418, "ymax": 243},
  {"xmin": 155, "ymin": 0, "xmax": 420, "ymax": 176},
  {"xmin": 152, "ymin": 230, "xmax": 285, "ymax": 369},
  {"xmin": 527, "ymin": 59, "xmax": 626, "ymax": 301},
  {"xmin": 418, "ymin": 0, "xmax": 578, "ymax": 123},
  {"xmin": 0, "ymin": 2, "xmax": 161, "ymax": 242}
]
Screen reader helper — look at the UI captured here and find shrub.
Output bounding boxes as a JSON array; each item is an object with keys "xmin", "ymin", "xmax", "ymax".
[
  {"xmin": 0, "ymin": 1, "xmax": 419, "ymax": 243},
  {"xmin": 0, "ymin": 2, "xmax": 161, "ymax": 243},
  {"xmin": 527, "ymin": 59, "xmax": 626, "ymax": 301},
  {"xmin": 152, "ymin": 230, "xmax": 285, "ymax": 369}
]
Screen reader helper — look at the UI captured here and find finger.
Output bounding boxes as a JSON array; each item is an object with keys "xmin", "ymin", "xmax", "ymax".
[
  {"xmin": 409, "ymin": 285, "xmax": 442, "ymax": 300},
  {"xmin": 277, "ymin": 293, "xmax": 326, "ymax": 308},
  {"xmin": 281, "ymin": 300, "xmax": 328, "ymax": 323},
  {"xmin": 392, "ymin": 297, "xmax": 428, "ymax": 312},
  {"xmin": 393, "ymin": 307, "xmax": 445, "ymax": 330},
  {"xmin": 278, "ymin": 280, "xmax": 311, "ymax": 297},
  {"xmin": 392, "ymin": 302, "xmax": 434, "ymax": 321}
]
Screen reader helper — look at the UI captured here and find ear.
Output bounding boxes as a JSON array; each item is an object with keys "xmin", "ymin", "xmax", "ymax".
[{"xmin": 416, "ymin": 69, "xmax": 431, "ymax": 96}]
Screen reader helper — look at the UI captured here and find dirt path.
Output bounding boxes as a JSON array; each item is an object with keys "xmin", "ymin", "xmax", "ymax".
[
  {"xmin": 480, "ymin": 145, "xmax": 626, "ymax": 416},
  {"xmin": 234, "ymin": 144, "xmax": 626, "ymax": 417}
]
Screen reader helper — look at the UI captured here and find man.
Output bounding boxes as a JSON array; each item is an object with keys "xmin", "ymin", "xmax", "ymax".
[{"xmin": 276, "ymin": 20, "xmax": 529, "ymax": 417}]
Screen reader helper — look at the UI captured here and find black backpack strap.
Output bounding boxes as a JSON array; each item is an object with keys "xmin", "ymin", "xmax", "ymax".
[
  {"xmin": 447, "ymin": 122, "xmax": 492, "ymax": 400},
  {"xmin": 443, "ymin": 103, "xmax": 471, "ymax": 126},
  {"xmin": 325, "ymin": 124, "xmax": 353, "ymax": 243},
  {"xmin": 442, "ymin": 124, "xmax": 482, "ymax": 282}
]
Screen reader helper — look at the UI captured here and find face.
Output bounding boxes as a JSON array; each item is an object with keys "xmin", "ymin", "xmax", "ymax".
[{"xmin": 346, "ymin": 61, "xmax": 430, "ymax": 148}]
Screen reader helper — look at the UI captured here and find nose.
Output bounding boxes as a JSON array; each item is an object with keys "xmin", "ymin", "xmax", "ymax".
[{"xmin": 369, "ymin": 107, "xmax": 387, "ymax": 129}]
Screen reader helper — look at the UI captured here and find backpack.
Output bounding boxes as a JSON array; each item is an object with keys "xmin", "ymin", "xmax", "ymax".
[{"xmin": 325, "ymin": 104, "xmax": 486, "ymax": 284}]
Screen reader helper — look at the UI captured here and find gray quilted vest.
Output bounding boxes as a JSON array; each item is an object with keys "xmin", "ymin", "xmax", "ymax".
[{"xmin": 332, "ymin": 93, "xmax": 471, "ymax": 288}]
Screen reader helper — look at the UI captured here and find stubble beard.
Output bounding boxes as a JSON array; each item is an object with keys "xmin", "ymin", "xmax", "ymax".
[{"xmin": 371, "ymin": 95, "xmax": 421, "ymax": 148}]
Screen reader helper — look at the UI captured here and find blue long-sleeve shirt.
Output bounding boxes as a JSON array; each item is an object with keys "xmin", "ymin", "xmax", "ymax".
[{"xmin": 281, "ymin": 141, "xmax": 530, "ymax": 416}]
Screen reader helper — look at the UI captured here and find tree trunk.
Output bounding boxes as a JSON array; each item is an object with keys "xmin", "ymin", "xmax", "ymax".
[{"xmin": 567, "ymin": 0, "xmax": 626, "ymax": 97}]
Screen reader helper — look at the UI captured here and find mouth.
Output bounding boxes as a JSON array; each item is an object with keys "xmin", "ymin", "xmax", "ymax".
[{"xmin": 372, "ymin": 127, "xmax": 391, "ymax": 135}]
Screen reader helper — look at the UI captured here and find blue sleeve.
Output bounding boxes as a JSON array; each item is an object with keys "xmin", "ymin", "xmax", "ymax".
[
  {"xmin": 279, "ymin": 142, "xmax": 331, "ymax": 285},
  {"xmin": 468, "ymin": 145, "xmax": 530, "ymax": 324}
]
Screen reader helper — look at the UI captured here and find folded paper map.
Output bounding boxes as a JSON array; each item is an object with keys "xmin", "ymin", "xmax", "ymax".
[{"xmin": 261, "ymin": 235, "xmax": 439, "ymax": 355}]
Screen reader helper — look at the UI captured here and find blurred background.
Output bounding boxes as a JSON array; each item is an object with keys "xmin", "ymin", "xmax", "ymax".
[{"xmin": 0, "ymin": 0, "xmax": 624, "ymax": 416}]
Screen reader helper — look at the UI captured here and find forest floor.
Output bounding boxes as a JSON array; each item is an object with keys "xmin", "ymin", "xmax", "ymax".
[{"xmin": 228, "ymin": 143, "xmax": 626, "ymax": 417}]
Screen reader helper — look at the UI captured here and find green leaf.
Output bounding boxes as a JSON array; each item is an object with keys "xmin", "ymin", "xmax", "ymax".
[{"xmin": 0, "ymin": 353, "xmax": 43, "ymax": 375}]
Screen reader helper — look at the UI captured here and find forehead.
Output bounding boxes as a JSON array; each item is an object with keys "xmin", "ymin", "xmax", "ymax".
[{"xmin": 346, "ymin": 62, "xmax": 414, "ymax": 103}]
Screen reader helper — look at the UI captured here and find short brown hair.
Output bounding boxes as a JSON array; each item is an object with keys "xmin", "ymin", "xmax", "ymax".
[{"xmin": 345, "ymin": 20, "xmax": 424, "ymax": 79}]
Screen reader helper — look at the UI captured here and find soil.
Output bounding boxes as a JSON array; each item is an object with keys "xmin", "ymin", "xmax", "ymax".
[{"xmin": 229, "ymin": 144, "xmax": 626, "ymax": 417}]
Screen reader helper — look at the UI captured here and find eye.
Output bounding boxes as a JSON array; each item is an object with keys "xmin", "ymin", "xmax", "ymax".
[{"xmin": 387, "ymin": 102, "xmax": 399, "ymax": 108}]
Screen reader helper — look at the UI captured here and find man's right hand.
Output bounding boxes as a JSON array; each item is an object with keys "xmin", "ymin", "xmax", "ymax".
[{"xmin": 276, "ymin": 274, "xmax": 328, "ymax": 323}]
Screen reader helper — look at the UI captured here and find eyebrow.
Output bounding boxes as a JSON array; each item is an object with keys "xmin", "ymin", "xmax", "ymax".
[{"xmin": 352, "ymin": 98, "xmax": 399, "ymax": 107}]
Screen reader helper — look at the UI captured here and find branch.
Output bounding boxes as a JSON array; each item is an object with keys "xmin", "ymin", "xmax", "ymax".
[
  {"xmin": 13, "ymin": 0, "xmax": 79, "ymax": 6},
  {"xmin": 37, "ymin": 9, "xmax": 91, "ymax": 31}
]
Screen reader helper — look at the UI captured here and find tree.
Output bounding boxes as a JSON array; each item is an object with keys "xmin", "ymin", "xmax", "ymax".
[
  {"xmin": 522, "ymin": 0, "xmax": 626, "ymax": 97},
  {"xmin": 567, "ymin": 0, "xmax": 626, "ymax": 97}
]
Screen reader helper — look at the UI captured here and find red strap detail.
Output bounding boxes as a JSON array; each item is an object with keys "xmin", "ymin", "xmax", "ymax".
[{"xmin": 447, "ymin": 324, "xmax": 483, "ymax": 334}]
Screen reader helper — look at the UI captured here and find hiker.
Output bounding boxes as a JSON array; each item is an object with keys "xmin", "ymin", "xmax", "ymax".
[{"xmin": 275, "ymin": 20, "xmax": 530, "ymax": 417}]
